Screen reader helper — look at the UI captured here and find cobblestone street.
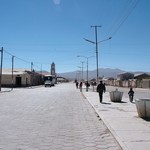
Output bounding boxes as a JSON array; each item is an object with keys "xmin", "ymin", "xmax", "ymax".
[{"xmin": 0, "ymin": 83, "xmax": 122, "ymax": 150}]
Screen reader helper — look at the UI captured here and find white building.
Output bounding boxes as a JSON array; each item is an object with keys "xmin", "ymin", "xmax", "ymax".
[{"xmin": 1, "ymin": 68, "xmax": 42, "ymax": 87}]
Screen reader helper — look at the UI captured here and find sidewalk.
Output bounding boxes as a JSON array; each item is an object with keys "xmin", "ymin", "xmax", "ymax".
[{"xmin": 83, "ymin": 89, "xmax": 150, "ymax": 150}]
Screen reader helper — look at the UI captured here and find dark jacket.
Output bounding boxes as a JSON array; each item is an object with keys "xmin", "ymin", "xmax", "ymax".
[
  {"xmin": 97, "ymin": 83, "xmax": 106, "ymax": 93},
  {"xmin": 128, "ymin": 89, "xmax": 134, "ymax": 96}
]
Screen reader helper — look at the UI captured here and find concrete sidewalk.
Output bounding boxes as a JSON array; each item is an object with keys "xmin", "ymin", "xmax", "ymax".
[{"xmin": 83, "ymin": 89, "xmax": 150, "ymax": 150}]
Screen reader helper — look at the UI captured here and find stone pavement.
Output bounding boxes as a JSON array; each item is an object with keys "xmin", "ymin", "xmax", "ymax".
[
  {"xmin": 0, "ymin": 84, "xmax": 122, "ymax": 150},
  {"xmin": 83, "ymin": 87, "xmax": 150, "ymax": 150}
]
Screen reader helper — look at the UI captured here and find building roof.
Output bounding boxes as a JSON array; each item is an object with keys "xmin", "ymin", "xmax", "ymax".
[
  {"xmin": 2, "ymin": 68, "xmax": 31, "ymax": 75},
  {"xmin": 117, "ymin": 72, "xmax": 134, "ymax": 76},
  {"xmin": 134, "ymin": 73, "xmax": 150, "ymax": 79}
]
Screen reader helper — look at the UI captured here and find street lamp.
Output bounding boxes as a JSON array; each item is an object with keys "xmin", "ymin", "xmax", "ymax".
[
  {"xmin": 80, "ymin": 61, "xmax": 84, "ymax": 81},
  {"xmin": 76, "ymin": 70, "xmax": 81, "ymax": 81},
  {"xmin": 77, "ymin": 55, "xmax": 94, "ymax": 91},
  {"xmin": 77, "ymin": 66, "xmax": 82, "ymax": 81},
  {"xmin": 84, "ymin": 26, "xmax": 111, "ymax": 83}
]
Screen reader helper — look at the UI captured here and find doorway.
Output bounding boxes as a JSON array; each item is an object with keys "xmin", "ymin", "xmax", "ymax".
[{"xmin": 16, "ymin": 77, "xmax": 22, "ymax": 87}]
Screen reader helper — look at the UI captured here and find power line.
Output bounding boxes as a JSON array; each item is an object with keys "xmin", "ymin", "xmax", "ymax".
[
  {"xmin": 3, "ymin": 49, "xmax": 42, "ymax": 70},
  {"xmin": 4, "ymin": 49, "xmax": 31, "ymax": 64},
  {"xmin": 106, "ymin": 0, "xmax": 140, "ymax": 37}
]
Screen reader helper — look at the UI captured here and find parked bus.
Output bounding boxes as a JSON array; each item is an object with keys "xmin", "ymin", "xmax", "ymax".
[{"xmin": 44, "ymin": 75, "xmax": 56, "ymax": 87}]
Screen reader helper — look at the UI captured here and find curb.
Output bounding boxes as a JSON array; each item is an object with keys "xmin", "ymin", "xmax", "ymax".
[{"xmin": 84, "ymin": 92, "xmax": 129, "ymax": 150}]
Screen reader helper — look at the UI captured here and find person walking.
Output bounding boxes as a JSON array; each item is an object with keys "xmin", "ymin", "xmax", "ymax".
[
  {"xmin": 79, "ymin": 81, "xmax": 83, "ymax": 92},
  {"xmin": 128, "ymin": 87, "xmax": 134, "ymax": 102},
  {"xmin": 97, "ymin": 81, "xmax": 106, "ymax": 103},
  {"xmin": 76, "ymin": 81, "xmax": 79, "ymax": 88}
]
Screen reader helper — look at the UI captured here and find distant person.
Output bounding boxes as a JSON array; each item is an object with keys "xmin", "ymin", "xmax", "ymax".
[
  {"xmin": 76, "ymin": 81, "xmax": 79, "ymax": 88},
  {"xmin": 97, "ymin": 81, "xmax": 106, "ymax": 103},
  {"xmin": 128, "ymin": 87, "xmax": 134, "ymax": 102},
  {"xmin": 85, "ymin": 81, "xmax": 90, "ymax": 88},
  {"xmin": 79, "ymin": 81, "xmax": 83, "ymax": 92}
]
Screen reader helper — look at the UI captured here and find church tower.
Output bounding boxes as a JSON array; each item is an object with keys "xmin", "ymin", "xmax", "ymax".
[{"xmin": 51, "ymin": 62, "xmax": 56, "ymax": 75}]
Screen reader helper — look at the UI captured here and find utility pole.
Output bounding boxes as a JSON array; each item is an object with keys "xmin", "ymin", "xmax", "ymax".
[
  {"xmin": 81, "ymin": 61, "xmax": 84, "ymax": 81},
  {"xmin": 41, "ymin": 64, "xmax": 42, "ymax": 75},
  {"xmin": 77, "ymin": 66, "xmax": 82, "ymax": 81},
  {"xmin": 77, "ymin": 55, "xmax": 94, "ymax": 91},
  {"xmin": 91, "ymin": 25, "xmax": 101, "ymax": 83},
  {"xmin": 31, "ymin": 62, "xmax": 33, "ymax": 87},
  {"xmin": 11, "ymin": 56, "xmax": 14, "ymax": 90},
  {"xmin": 0, "ymin": 47, "xmax": 3, "ymax": 91},
  {"xmin": 84, "ymin": 26, "xmax": 111, "ymax": 84}
]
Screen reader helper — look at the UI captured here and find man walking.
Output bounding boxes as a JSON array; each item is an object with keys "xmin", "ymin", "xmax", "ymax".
[
  {"xmin": 97, "ymin": 81, "xmax": 106, "ymax": 103},
  {"xmin": 79, "ymin": 81, "xmax": 83, "ymax": 92}
]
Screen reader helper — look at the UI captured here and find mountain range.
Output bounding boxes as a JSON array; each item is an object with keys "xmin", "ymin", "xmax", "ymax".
[
  {"xmin": 57, "ymin": 68, "xmax": 149, "ymax": 80},
  {"xmin": 39, "ymin": 68, "xmax": 150, "ymax": 80}
]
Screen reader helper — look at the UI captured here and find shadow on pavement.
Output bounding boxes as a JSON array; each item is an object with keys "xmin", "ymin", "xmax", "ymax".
[
  {"xmin": 101, "ymin": 102, "xmax": 111, "ymax": 105},
  {"xmin": 111, "ymin": 101, "xmax": 127, "ymax": 103},
  {"xmin": 142, "ymin": 118, "xmax": 150, "ymax": 122}
]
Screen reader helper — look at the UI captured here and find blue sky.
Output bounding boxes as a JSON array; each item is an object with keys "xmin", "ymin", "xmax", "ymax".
[{"xmin": 0, "ymin": 0, "xmax": 150, "ymax": 74}]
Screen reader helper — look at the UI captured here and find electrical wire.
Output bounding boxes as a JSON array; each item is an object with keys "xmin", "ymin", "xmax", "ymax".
[
  {"xmin": 3, "ymin": 49, "xmax": 42, "ymax": 70},
  {"xmin": 106, "ymin": 0, "xmax": 140, "ymax": 37}
]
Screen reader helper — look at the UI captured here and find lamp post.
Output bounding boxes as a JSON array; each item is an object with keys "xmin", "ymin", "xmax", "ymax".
[
  {"xmin": 84, "ymin": 26, "xmax": 111, "ymax": 83},
  {"xmin": 77, "ymin": 55, "xmax": 94, "ymax": 92},
  {"xmin": 77, "ymin": 66, "xmax": 82, "ymax": 81},
  {"xmin": 76, "ymin": 70, "xmax": 81, "ymax": 81},
  {"xmin": 80, "ymin": 61, "xmax": 84, "ymax": 81}
]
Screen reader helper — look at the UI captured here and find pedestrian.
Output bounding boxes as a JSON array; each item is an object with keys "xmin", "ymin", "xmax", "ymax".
[
  {"xmin": 79, "ymin": 81, "xmax": 83, "ymax": 92},
  {"xmin": 86, "ymin": 81, "xmax": 90, "ymax": 87},
  {"xmin": 128, "ymin": 87, "xmax": 134, "ymax": 102},
  {"xmin": 76, "ymin": 81, "xmax": 79, "ymax": 88},
  {"xmin": 85, "ymin": 81, "xmax": 90, "ymax": 90},
  {"xmin": 97, "ymin": 81, "xmax": 106, "ymax": 103}
]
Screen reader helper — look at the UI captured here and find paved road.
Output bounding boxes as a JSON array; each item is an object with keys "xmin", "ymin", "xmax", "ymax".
[{"xmin": 0, "ymin": 83, "xmax": 121, "ymax": 150}]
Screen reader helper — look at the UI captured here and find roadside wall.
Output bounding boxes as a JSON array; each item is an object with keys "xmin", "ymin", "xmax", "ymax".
[{"xmin": 104, "ymin": 79, "xmax": 150, "ymax": 89}]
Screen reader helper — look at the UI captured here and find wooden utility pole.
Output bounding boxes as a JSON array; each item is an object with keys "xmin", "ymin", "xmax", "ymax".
[
  {"xmin": 31, "ymin": 62, "xmax": 33, "ymax": 87},
  {"xmin": 11, "ymin": 56, "xmax": 14, "ymax": 90},
  {"xmin": 91, "ymin": 25, "xmax": 101, "ymax": 83},
  {"xmin": 0, "ymin": 47, "xmax": 3, "ymax": 91}
]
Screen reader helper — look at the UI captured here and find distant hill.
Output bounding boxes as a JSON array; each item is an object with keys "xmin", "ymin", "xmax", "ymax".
[
  {"xmin": 36, "ymin": 68, "xmax": 150, "ymax": 81},
  {"xmin": 36, "ymin": 70, "xmax": 53, "ymax": 76},
  {"xmin": 58, "ymin": 68, "xmax": 125, "ymax": 80}
]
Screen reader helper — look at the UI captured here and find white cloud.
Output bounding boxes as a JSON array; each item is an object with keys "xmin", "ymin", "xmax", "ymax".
[{"xmin": 53, "ymin": 0, "xmax": 61, "ymax": 5}]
